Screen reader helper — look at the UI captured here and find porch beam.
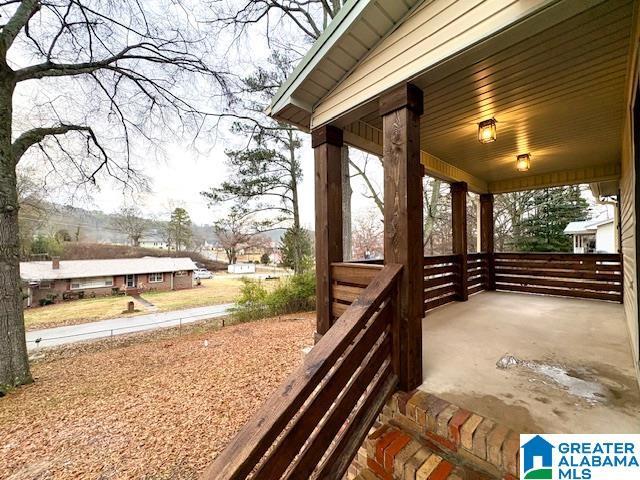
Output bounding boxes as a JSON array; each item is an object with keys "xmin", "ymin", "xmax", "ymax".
[
  {"xmin": 480, "ymin": 193, "xmax": 496, "ymax": 290},
  {"xmin": 380, "ymin": 83, "xmax": 423, "ymax": 391},
  {"xmin": 451, "ymin": 182, "xmax": 468, "ymax": 301},
  {"xmin": 312, "ymin": 125, "xmax": 344, "ymax": 337},
  {"xmin": 488, "ymin": 163, "xmax": 620, "ymax": 193},
  {"xmin": 421, "ymin": 151, "xmax": 488, "ymax": 193}
]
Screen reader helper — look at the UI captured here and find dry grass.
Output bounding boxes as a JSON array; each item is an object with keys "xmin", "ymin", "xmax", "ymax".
[
  {"xmin": 144, "ymin": 276, "xmax": 245, "ymax": 311},
  {"xmin": 24, "ymin": 276, "xmax": 246, "ymax": 331},
  {"xmin": 1, "ymin": 313, "xmax": 316, "ymax": 480}
]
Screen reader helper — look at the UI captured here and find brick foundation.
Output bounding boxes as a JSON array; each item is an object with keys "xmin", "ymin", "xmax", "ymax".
[{"xmin": 346, "ymin": 390, "xmax": 521, "ymax": 480}]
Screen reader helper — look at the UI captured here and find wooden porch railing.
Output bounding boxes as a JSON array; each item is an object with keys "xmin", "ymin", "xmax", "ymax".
[
  {"xmin": 424, "ymin": 252, "xmax": 623, "ymax": 311},
  {"xmin": 202, "ymin": 264, "xmax": 402, "ymax": 480},
  {"xmin": 330, "ymin": 262, "xmax": 383, "ymax": 322},
  {"xmin": 494, "ymin": 252, "xmax": 623, "ymax": 302},
  {"xmin": 467, "ymin": 253, "xmax": 490, "ymax": 295},
  {"xmin": 423, "ymin": 254, "xmax": 461, "ymax": 312}
]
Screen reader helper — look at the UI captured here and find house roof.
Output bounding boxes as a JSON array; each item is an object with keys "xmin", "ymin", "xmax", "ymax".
[
  {"xmin": 564, "ymin": 217, "xmax": 614, "ymax": 235},
  {"xmin": 20, "ymin": 257, "xmax": 197, "ymax": 282},
  {"xmin": 267, "ymin": 0, "xmax": 420, "ymax": 131}
]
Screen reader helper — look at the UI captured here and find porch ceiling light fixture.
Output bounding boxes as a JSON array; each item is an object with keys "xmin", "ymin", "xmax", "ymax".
[
  {"xmin": 477, "ymin": 118, "xmax": 497, "ymax": 144},
  {"xmin": 516, "ymin": 153, "xmax": 531, "ymax": 172}
]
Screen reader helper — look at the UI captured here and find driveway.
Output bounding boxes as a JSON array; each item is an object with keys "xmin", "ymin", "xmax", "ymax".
[{"xmin": 26, "ymin": 303, "xmax": 235, "ymax": 351}]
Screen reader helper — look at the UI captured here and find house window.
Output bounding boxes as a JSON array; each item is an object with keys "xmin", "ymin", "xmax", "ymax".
[
  {"xmin": 39, "ymin": 280, "xmax": 52, "ymax": 289},
  {"xmin": 71, "ymin": 276, "xmax": 114, "ymax": 290},
  {"xmin": 149, "ymin": 272, "xmax": 164, "ymax": 283},
  {"xmin": 175, "ymin": 271, "xmax": 187, "ymax": 277}
]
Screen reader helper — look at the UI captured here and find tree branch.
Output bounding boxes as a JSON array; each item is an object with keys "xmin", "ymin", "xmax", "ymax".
[
  {"xmin": 11, "ymin": 124, "xmax": 104, "ymax": 167},
  {"xmin": 0, "ymin": 0, "xmax": 39, "ymax": 55}
]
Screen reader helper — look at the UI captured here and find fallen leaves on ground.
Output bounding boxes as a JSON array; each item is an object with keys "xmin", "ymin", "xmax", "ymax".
[{"xmin": 1, "ymin": 313, "xmax": 315, "ymax": 479}]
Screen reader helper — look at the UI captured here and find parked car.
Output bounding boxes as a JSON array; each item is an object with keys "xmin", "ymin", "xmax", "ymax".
[{"xmin": 194, "ymin": 268, "xmax": 213, "ymax": 279}]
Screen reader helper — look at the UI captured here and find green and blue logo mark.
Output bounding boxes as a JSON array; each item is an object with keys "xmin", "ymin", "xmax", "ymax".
[
  {"xmin": 522, "ymin": 435, "xmax": 554, "ymax": 479},
  {"xmin": 520, "ymin": 434, "xmax": 640, "ymax": 480}
]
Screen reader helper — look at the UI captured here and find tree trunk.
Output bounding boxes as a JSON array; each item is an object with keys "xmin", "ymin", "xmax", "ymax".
[
  {"xmin": 0, "ymin": 68, "xmax": 31, "ymax": 393},
  {"xmin": 341, "ymin": 146, "xmax": 352, "ymax": 260},
  {"xmin": 288, "ymin": 133, "xmax": 303, "ymax": 274}
]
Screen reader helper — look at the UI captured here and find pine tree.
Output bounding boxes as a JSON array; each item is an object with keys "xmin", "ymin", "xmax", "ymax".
[
  {"xmin": 280, "ymin": 227, "xmax": 312, "ymax": 274},
  {"xmin": 516, "ymin": 186, "xmax": 590, "ymax": 252},
  {"xmin": 167, "ymin": 208, "xmax": 193, "ymax": 251}
]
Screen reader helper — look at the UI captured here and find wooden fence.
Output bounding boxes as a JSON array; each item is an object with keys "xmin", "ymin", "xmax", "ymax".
[
  {"xmin": 494, "ymin": 252, "xmax": 623, "ymax": 302},
  {"xmin": 202, "ymin": 264, "xmax": 402, "ymax": 480}
]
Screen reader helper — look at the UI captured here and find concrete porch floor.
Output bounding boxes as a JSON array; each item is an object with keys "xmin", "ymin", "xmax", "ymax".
[{"xmin": 421, "ymin": 291, "xmax": 640, "ymax": 433}]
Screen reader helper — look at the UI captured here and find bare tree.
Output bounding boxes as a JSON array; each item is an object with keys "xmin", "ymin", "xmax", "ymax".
[
  {"xmin": 0, "ymin": 0, "xmax": 228, "ymax": 392},
  {"xmin": 494, "ymin": 191, "xmax": 536, "ymax": 251},
  {"xmin": 208, "ymin": 0, "xmax": 360, "ymax": 251},
  {"xmin": 351, "ymin": 209, "xmax": 383, "ymax": 260},
  {"xmin": 112, "ymin": 205, "xmax": 147, "ymax": 247},
  {"xmin": 16, "ymin": 169, "xmax": 49, "ymax": 257},
  {"xmin": 213, "ymin": 206, "xmax": 256, "ymax": 264}
]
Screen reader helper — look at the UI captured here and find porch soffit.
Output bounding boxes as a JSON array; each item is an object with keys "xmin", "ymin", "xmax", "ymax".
[
  {"xmin": 267, "ymin": 0, "xmax": 421, "ymax": 131},
  {"xmin": 339, "ymin": 0, "xmax": 633, "ymax": 193}
]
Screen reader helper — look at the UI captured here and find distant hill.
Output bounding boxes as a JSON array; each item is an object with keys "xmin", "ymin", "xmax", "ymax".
[
  {"xmin": 25, "ymin": 203, "xmax": 303, "ymax": 248},
  {"xmin": 24, "ymin": 203, "xmax": 212, "ymax": 245}
]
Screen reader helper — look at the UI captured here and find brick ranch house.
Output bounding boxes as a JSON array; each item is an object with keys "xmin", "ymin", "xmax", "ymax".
[{"xmin": 21, "ymin": 257, "xmax": 196, "ymax": 307}]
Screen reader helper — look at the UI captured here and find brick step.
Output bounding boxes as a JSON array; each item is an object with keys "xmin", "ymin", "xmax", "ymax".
[
  {"xmin": 384, "ymin": 391, "xmax": 519, "ymax": 478},
  {"xmin": 364, "ymin": 425, "xmax": 496, "ymax": 480},
  {"xmin": 346, "ymin": 391, "xmax": 521, "ymax": 480}
]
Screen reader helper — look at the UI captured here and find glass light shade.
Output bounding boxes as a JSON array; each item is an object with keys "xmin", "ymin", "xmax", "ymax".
[
  {"xmin": 478, "ymin": 119, "xmax": 497, "ymax": 144},
  {"xmin": 516, "ymin": 153, "xmax": 531, "ymax": 172}
]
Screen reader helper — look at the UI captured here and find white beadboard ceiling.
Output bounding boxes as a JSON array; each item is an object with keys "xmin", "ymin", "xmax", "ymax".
[{"xmin": 360, "ymin": 0, "xmax": 633, "ymax": 184}]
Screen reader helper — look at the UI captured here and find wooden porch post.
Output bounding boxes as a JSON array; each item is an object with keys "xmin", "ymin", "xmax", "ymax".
[
  {"xmin": 380, "ymin": 83, "xmax": 423, "ymax": 391},
  {"xmin": 451, "ymin": 182, "xmax": 468, "ymax": 301},
  {"xmin": 480, "ymin": 193, "xmax": 496, "ymax": 290},
  {"xmin": 312, "ymin": 125, "xmax": 344, "ymax": 338}
]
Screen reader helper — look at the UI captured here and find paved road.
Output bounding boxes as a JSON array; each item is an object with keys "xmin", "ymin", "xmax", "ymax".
[{"xmin": 26, "ymin": 303, "xmax": 235, "ymax": 351}]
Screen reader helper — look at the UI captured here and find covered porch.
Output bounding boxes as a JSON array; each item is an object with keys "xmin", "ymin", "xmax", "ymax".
[{"xmin": 204, "ymin": 1, "xmax": 640, "ymax": 479}]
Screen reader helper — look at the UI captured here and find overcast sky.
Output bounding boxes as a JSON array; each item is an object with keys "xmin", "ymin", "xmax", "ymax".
[{"xmin": 12, "ymin": 1, "xmax": 383, "ymax": 230}]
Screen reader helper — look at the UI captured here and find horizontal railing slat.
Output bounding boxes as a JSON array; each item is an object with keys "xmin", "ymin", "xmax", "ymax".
[
  {"xmin": 423, "ymin": 274, "xmax": 459, "ymax": 289},
  {"xmin": 285, "ymin": 341, "xmax": 392, "ymax": 479},
  {"xmin": 313, "ymin": 369, "xmax": 398, "ymax": 480},
  {"xmin": 495, "ymin": 275, "xmax": 621, "ymax": 292},
  {"xmin": 424, "ymin": 292, "xmax": 458, "ymax": 311},
  {"xmin": 253, "ymin": 305, "xmax": 391, "ymax": 479},
  {"xmin": 423, "ymin": 254, "xmax": 459, "ymax": 265},
  {"xmin": 494, "ymin": 259, "xmax": 621, "ymax": 271},
  {"xmin": 494, "ymin": 266, "xmax": 621, "ymax": 281},
  {"xmin": 496, "ymin": 283, "xmax": 622, "ymax": 302},
  {"xmin": 331, "ymin": 262, "xmax": 383, "ymax": 286},
  {"xmin": 495, "ymin": 252, "xmax": 621, "ymax": 262}
]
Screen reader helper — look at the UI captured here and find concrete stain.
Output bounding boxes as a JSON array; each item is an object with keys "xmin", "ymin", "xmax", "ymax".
[{"xmin": 496, "ymin": 354, "xmax": 640, "ymax": 412}]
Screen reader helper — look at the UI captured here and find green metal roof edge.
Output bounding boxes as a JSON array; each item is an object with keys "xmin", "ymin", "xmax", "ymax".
[{"xmin": 267, "ymin": 0, "xmax": 371, "ymax": 117}]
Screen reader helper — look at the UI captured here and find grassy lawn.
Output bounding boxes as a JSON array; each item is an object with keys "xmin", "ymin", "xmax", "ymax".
[
  {"xmin": 1, "ymin": 313, "xmax": 315, "ymax": 479},
  {"xmin": 143, "ymin": 275, "xmax": 244, "ymax": 311},
  {"xmin": 24, "ymin": 275, "xmax": 246, "ymax": 331}
]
